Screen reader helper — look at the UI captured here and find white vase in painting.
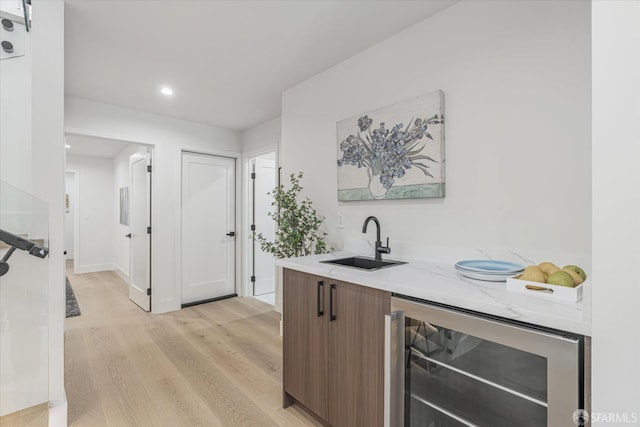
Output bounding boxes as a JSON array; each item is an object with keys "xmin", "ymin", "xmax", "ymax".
[{"xmin": 368, "ymin": 173, "xmax": 388, "ymax": 199}]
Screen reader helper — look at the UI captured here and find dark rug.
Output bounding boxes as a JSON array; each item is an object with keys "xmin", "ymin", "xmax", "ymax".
[{"xmin": 66, "ymin": 277, "xmax": 81, "ymax": 318}]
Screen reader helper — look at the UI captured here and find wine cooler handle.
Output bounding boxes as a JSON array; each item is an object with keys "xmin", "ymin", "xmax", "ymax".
[
  {"xmin": 329, "ymin": 284, "xmax": 336, "ymax": 321},
  {"xmin": 384, "ymin": 311, "xmax": 405, "ymax": 427},
  {"xmin": 317, "ymin": 281, "xmax": 324, "ymax": 317}
]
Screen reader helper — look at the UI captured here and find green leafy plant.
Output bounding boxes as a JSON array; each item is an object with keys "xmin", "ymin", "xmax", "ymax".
[{"xmin": 257, "ymin": 172, "xmax": 330, "ymax": 258}]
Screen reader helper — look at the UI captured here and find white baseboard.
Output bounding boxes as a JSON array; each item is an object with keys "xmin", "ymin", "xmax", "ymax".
[
  {"xmin": 113, "ymin": 264, "xmax": 130, "ymax": 284},
  {"xmin": 48, "ymin": 397, "xmax": 67, "ymax": 427},
  {"xmin": 73, "ymin": 263, "xmax": 115, "ymax": 274}
]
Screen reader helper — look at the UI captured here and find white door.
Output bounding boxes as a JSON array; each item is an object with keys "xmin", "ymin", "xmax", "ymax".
[
  {"xmin": 129, "ymin": 153, "xmax": 151, "ymax": 311},
  {"xmin": 252, "ymin": 155, "xmax": 276, "ymax": 296},
  {"xmin": 181, "ymin": 152, "xmax": 236, "ymax": 305}
]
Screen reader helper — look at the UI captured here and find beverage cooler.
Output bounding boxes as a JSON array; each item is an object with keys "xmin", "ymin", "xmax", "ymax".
[{"xmin": 385, "ymin": 296, "xmax": 586, "ymax": 427}]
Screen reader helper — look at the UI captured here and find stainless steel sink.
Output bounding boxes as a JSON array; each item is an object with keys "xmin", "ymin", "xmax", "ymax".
[{"xmin": 320, "ymin": 256, "xmax": 406, "ymax": 271}]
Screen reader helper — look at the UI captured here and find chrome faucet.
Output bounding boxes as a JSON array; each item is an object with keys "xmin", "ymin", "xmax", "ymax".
[{"xmin": 362, "ymin": 216, "xmax": 391, "ymax": 261}]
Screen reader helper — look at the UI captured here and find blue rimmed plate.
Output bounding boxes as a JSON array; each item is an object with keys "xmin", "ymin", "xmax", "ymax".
[
  {"xmin": 455, "ymin": 268, "xmax": 517, "ymax": 282},
  {"xmin": 455, "ymin": 260, "xmax": 524, "ymax": 274}
]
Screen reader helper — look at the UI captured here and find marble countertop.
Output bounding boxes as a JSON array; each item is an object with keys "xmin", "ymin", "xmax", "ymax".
[{"xmin": 276, "ymin": 250, "xmax": 591, "ymax": 336}]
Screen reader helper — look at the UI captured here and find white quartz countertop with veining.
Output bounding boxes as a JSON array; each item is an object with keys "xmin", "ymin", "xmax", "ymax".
[{"xmin": 276, "ymin": 250, "xmax": 591, "ymax": 336}]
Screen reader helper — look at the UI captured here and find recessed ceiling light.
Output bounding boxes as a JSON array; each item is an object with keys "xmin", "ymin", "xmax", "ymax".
[
  {"xmin": 65, "ymin": 144, "xmax": 71, "ymax": 149},
  {"xmin": 160, "ymin": 87, "xmax": 173, "ymax": 96}
]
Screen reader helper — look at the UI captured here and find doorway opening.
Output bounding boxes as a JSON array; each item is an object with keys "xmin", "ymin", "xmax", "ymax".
[
  {"xmin": 248, "ymin": 150, "xmax": 277, "ymax": 305},
  {"xmin": 64, "ymin": 133, "xmax": 153, "ymax": 312}
]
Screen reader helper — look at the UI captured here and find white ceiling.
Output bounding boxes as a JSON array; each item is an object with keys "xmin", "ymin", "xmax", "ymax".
[
  {"xmin": 64, "ymin": 1, "xmax": 458, "ymax": 131},
  {"xmin": 65, "ymin": 133, "xmax": 131, "ymax": 158}
]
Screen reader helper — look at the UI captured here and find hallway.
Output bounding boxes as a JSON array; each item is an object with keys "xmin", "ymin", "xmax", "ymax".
[{"xmin": 64, "ymin": 265, "xmax": 319, "ymax": 426}]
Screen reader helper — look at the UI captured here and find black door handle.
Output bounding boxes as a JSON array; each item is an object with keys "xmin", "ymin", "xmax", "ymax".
[
  {"xmin": 226, "ymin": 232, "xmax": 235, "ymax": 237},
  {"xmin": 125, "ymin": 233, "xmax": 132, "ymax": 238},
  {"xmin": 329, "ymin": 284, "xmax": 336, "ymax": 321},
  {"xmin": 317, "ymin": 281, "xmax": 324, "ymax": 317}
]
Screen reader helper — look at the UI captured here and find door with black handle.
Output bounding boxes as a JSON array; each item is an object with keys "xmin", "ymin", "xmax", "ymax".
[
  {"xmin": 283, "ymin": 270, "xmax": 391, "ymax": 427},
  {"xmin": 282, "ymin": 269, "xmax": 329, "ymax": 420},
  {"xmin": 328, "ymin": 280, "xmax": 390, "ymax": 427}
]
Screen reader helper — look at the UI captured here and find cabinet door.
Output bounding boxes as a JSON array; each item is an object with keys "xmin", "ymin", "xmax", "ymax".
[
  {"xmin": 283, "ymin": 269, "xmax": 329, "ymax": 420},
  {"xmin": 328, "ymin": 280, "xmax": 391, "ymax": 427}
]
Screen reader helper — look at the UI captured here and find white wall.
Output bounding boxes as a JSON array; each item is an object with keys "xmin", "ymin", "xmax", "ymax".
[
  {"xmin": 65, "ymin": 97, "xmax": 242, "ymax": 313},
  {"xmin": 113, "ymin": 144, "xmax": 149, "ymax": 280},
  {"xmin": 0, "ymin": 1, "xmax": 65, "ymax": 419},
  {"xmin": 281, "ymin": 0, "xmax": 591, "ymax": 261},
  {"xmin": 241, "ymin": 116, "xmax": 281, "ymax": 153},
  {"xmin": 30, "ymin": 0, "xmax": 66, "ymax": 423},
  {"xmin": 66, "ymin": 155, "xmax": 115, "ymax": 273},
  {"xmin": 592, "ymin": 0, "xmax": 640, "ymax": 421},
  {"xmin": 0, "ymin": 16, "xmax": 31, "ymax": 190}
]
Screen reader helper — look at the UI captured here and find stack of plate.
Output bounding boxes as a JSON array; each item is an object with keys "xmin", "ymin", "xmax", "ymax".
[{"xmin": 454, "ymin": 260, "xmax": 525, "ymax": 282}]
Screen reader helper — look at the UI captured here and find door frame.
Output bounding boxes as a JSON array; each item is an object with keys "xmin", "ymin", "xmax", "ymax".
[
  {"xmin": 177, "ymin": 149, "xmax": 242, "ymax": 304},
  {"xmin": 65, "ymin": 126, "xmax": 157, "ymax": 305},
  {"xmin": 242, "ymin": 145, "xmax": 279, "ymax": 299},
  {"xmin": 243, "ymin": 147, "xmax": 278, "ymax": 299}
]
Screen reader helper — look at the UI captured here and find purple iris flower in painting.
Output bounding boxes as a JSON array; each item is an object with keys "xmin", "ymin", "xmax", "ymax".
[
  {"xmin": 358, "ymin": 115, "xmax": 373, "ymax": 132},
  {"xmin": 337, "ymin": 115, "xmax": 443, "ymax": 191},
  {"xmin": 337, "ymin": 135, "xmax": 367, "ymax": 168}
]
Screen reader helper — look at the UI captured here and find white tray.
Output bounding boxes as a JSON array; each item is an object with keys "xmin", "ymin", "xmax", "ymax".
[{"xmin": 506, "ymin": 274, "xmax": 585, "ymax": 302}]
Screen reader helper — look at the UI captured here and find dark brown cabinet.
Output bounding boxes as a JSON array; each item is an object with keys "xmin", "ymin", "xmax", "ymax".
[
  {"xmin": 282, "ymin": 269, "xmax": 329, "ymax": 420},
  {"xmin": 283, "ymin": 268, "xmax": 391, "ymax": 427}
]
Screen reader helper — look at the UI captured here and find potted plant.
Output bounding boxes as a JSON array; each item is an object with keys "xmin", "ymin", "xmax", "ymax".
[{"xmin": 257, "ymin": 172, "xmax": 330, "ymax": 258}]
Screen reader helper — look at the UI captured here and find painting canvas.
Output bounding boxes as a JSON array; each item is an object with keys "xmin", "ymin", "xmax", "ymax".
[{"xmin": 337, "ymin": 90, "xmax": 445, "ymax": 201}]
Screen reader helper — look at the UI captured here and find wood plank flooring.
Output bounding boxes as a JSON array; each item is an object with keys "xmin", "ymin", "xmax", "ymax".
[
  {"xmin": 0, "ymin": 403, "xmax": 48, "ymax": 427},
  {"xmin": 65, "ymin": 264, "xmax": 320, "ymax": 427}
]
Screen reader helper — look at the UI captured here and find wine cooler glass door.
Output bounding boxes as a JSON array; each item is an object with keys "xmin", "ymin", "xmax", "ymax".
[{"xmin": 387, "ymin": 297, "xmax": 582, "ymax": 427}]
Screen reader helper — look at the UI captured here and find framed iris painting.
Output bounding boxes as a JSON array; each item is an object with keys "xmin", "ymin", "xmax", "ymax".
[{"xmin": 336, "ymin": 90, "xmax": 445, "ymax": 201}]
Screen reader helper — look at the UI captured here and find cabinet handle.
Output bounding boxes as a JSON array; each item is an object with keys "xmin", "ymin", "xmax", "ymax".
[
  {"xmin": 329, "ymin": 284, "xmax": 336, "ymax": 321},
  {"xmin": 317, "ymin": 281, "xmax": 324, "ymax": 316}
]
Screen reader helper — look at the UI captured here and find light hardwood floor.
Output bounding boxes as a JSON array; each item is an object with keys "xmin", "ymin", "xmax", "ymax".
[
  {"xmin": 0, "ymin": 403, "xmax": 48, "ymax": 427},
  {"xmin": 65, "ymin": 264, "xmax": 320, "ymax": 427}
]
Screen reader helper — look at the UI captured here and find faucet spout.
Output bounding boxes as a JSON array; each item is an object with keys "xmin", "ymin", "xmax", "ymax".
[
  {"xmin": 362, "ymin": 216, "xmax": 381, "ymax": 241},
  {"xmin": 362, "ymin": 216, "xmax": 390, "ymax": 261}
]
